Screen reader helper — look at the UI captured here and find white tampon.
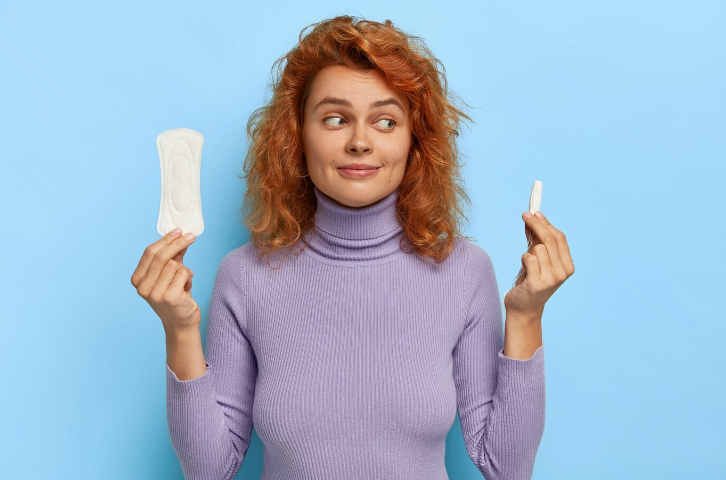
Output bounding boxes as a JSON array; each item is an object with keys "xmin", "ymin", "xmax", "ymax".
[
  {"xmin": 525, "ymin": 180, "xmax": 543, "ymax": 247},
  {"xmin": 529, "ymin": 180, "xmax": 543, "ymax": 214},
  {"xmin": 156, "ymin": 128, "xmax": 205, "ymax": 237}
]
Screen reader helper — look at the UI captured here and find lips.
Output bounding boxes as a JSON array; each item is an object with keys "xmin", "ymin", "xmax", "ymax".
[
  {"xmin": 337, "ymin": 166, "xmax": 381, "ymax": 178},
  {"xmin": 337, "ymin": 163, "xmax": 380, "ymax": 170}
]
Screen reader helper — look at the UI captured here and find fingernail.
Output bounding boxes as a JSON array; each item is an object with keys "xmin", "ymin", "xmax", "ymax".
[
  {"xmin": 170, "ymin": 227, "xmax": 181, "ymax": 236},
  {"xmin": 184, "ymin": 233, "xmax": 195, "ymax": 241},
  {"xmin": 534, "ymin": 211, "xmax": 543, "ymax": 219},
  {"xmin": 523, "ymin": 212, "xmax": 532, "ymax": 219}
]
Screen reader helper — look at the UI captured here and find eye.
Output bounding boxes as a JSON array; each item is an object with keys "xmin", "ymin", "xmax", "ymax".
[
  {"xmin": 323, "ymin": 116, "xmax": 346, "ymax": 127},
  {"xmin": 376, "ymin": 118, "xmax": 396, "ymax": 130},
  {"xmin": 322, "ymin": 116, "xmax": 396, "ymax": 130}
]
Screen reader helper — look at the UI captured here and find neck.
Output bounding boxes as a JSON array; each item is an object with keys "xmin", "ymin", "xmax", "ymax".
[{"xmin": 301, "ymin": 185, "xmax": 407, "ymax": 266}]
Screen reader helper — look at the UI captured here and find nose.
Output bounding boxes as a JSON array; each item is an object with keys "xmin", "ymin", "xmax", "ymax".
[{"xmin": 345, "ymin": 123, "xmax": 372, "ymax": 155}]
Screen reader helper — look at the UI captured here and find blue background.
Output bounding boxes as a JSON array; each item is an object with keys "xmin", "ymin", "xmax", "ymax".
[{"xmin": 1, "ymin": 0, "xmax": 724, "ymax": 478}]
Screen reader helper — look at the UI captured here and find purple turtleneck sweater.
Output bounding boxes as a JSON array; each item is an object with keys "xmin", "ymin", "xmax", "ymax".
[{"xmin": 166, "ymin": 185, "xmax": 545, "ymax": 480}]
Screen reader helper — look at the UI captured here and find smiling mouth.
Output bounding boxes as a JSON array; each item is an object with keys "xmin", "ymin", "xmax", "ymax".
[
  {"xmin": 337, "ymin": 166, "xmax": 381, "ymax": 170},
  {"xmin": 337, "ymin": 166, "xmax": 382, "ymax": 178}
]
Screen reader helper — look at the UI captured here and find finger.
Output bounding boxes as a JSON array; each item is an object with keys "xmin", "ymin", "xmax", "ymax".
[
  {"xmin": 522, "ymin": 212, "xmax": 558, "ymax": 273},
  {"xmin": 174, "ymin": 245, "xmax": 189, "ymax": 263},
  {"xmin": 531, "ymin": 243, "xmax": 553, "ymax": 286},
  {"xmin": 132, "ymin": 228, "xmax": 183, "ymax": 286},
  {"xmin": 144, "ymin": 233, "xmax": 196, "ymax": 287},
  {"xmin": 513, "ymin": 264, "xmax": 526, "ymax": 288},
  {"xmin": 535, "ymin": 211, "xmax": 574, "ymax": 277},
  {"xmin": 163, "ymin": 233, "xmax": 195, "ymax": 260},
  {"xmin": 179, "ymin": 265, "xmax": 193, "ymax": 289},
  {"xmin": 168, "ymin": 267, "xmax": 191, "ymax": 299},
  {"xmin": 152, "ymin": 260, "xmax": 186, "ymax": 296},
  {"xmin": 522, "ymin": 251, "xmax": 541, "ymax": 285},
  {"xmin": 157, "ymin": 263, "xmax": 193, "ymax": 293},
  {"xmin": 535, "ymin": 211, "xmax": 574, "ymax": 282},
  {"xmin": 524, "ymin": 224, "xmax": 536, "ymax": 250}
]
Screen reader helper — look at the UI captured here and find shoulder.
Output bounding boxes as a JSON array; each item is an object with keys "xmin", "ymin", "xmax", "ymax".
[
  {"xmin": 212, "ymin": 242, "xmax": 258, "ymax": 290},
  {"xmin": 456, "ymin": 237, "xmax": 497, "ymax": 304},
  {"xmin": 220, "ymin": 241, "xmax": 256, "ymax": 266},
  {"xmin": 453, "ymin": 237, "xmax": 495, "ymax": 278}
]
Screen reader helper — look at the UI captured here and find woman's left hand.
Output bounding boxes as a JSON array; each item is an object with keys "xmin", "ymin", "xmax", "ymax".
[{"xmin": 503, "ymin": 211, "xmax": 575, "ymax": 320}]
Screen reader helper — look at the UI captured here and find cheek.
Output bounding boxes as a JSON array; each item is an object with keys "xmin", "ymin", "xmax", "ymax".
[
  {"xmin": 301, "ymin": 121, "xmax": 322, "ymax": 151},
  {"xmin": 308, "ymin": 134, "xmax": 339, "ymax": 161},
  {"xmin": 385, "ymin": 140, "xmax": 411, "ymax": 163}
]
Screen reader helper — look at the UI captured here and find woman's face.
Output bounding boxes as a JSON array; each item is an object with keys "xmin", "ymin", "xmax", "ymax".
[{"xmin": 301, "ymin": 64, "xmax": 412, "ymax": 208}]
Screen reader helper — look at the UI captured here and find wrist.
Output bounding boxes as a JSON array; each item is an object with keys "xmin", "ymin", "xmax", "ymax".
[
  {"xmin": 164, "ymin": 325, "xmax": 201, "ymax": 341},
  {"xmin": 505, "ymin": 308, "xmax": 543, "ymax": 326}
]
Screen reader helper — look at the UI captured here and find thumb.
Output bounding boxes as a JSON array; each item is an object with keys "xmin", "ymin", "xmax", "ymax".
[{"xmin": 173, "ymin": 246, "xmax": 188, "ymax": 263}]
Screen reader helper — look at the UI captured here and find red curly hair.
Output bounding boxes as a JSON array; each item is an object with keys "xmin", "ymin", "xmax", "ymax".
[{"xmin": 239, "ymin": 15, "xmax": 476, "ymax": 268}]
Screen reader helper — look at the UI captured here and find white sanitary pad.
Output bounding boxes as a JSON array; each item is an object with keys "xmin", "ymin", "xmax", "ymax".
[{"xmin": 156, "ymin": 128, "xmax": 205, "ymax": 237}]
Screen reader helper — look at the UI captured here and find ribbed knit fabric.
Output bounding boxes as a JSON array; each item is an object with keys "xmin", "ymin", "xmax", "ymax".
[{"xmin": 166, "ymin": 185, "xmax": 545, "ymax": 480}]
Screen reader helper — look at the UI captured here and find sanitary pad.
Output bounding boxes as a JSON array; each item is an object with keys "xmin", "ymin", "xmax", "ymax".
[{"xmin": 156, "ymin": 128, "xmax": 205, "ymax": 237}]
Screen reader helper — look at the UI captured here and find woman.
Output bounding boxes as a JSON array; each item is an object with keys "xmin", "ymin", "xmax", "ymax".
[{"xmin": 132, "ymin": 15, "xmax": 574, "ymax": 480}]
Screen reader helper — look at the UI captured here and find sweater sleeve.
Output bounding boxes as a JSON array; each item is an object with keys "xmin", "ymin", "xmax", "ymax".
[
  {"xmin": 165, "ymin": 250, "xmax": 257, "ymax": 480},
  {"xmin": 453, "ymin": 242, "xmax": 545, "ymax": 480}
]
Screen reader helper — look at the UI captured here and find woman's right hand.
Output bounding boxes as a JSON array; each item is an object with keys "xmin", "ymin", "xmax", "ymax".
[{"xmin": 131, "ymin": 228, "xmax": 201, "ymax": 335}]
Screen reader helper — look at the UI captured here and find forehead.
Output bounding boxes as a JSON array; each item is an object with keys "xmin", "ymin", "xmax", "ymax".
[{"xmin": 307, "ymin": 65, "xmax": 408, "ymax": 108}]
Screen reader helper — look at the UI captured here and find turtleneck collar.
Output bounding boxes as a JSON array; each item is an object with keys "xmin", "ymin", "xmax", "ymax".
[{"xmin": 301, "ymin": 185, "xmax": 407, "ymax": 266}]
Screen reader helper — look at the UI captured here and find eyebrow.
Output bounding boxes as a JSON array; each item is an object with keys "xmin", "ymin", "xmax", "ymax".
[{"xmin": 314, "ymin": 96, "xmax": 405, "ymax": 113}]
